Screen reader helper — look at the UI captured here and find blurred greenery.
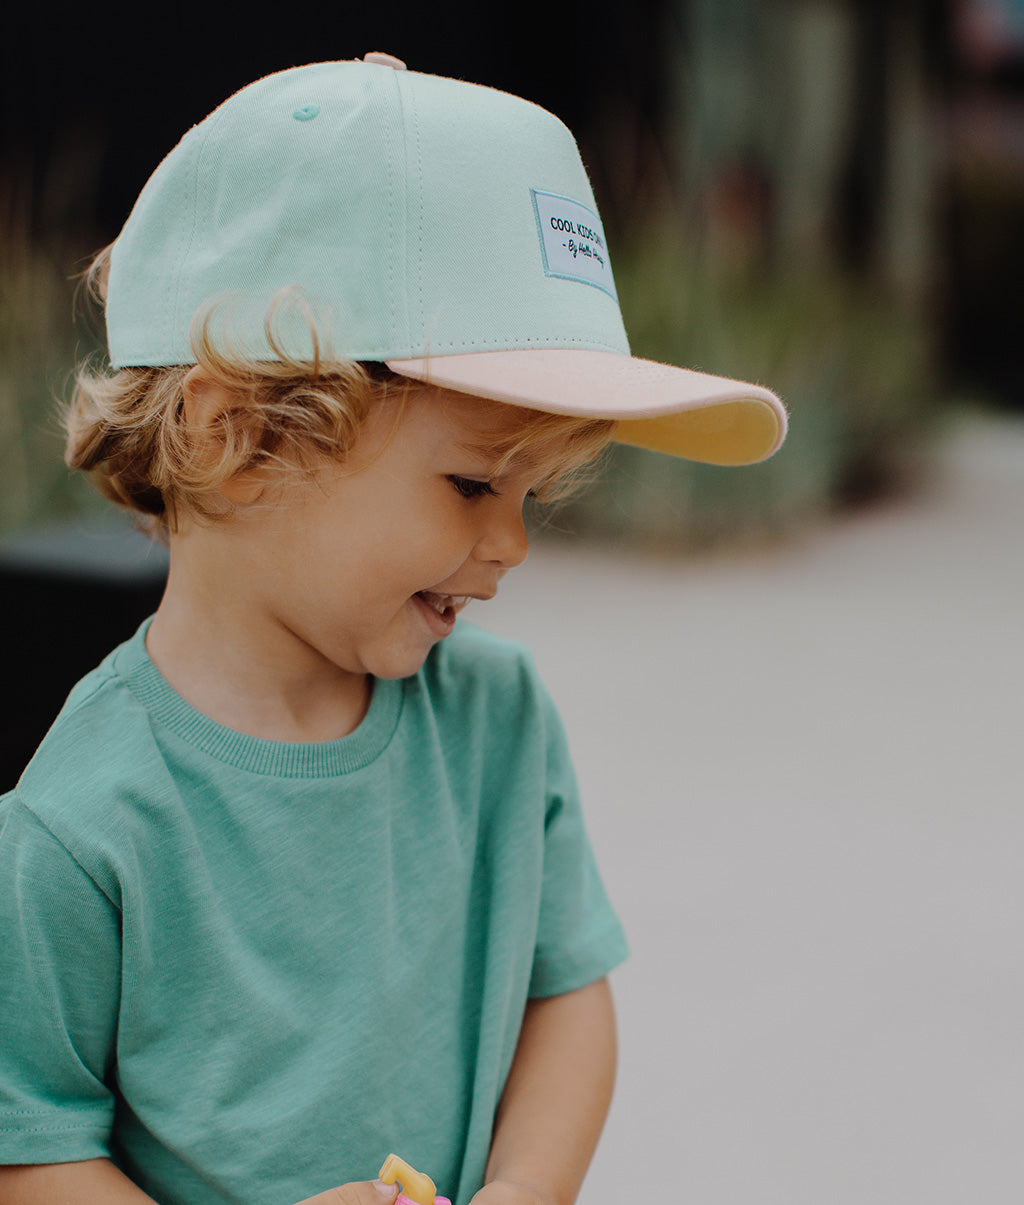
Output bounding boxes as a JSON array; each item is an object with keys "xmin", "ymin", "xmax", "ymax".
[{"xmin": 0, "ymin": 196, "xmax": 106, "ymax": 537}]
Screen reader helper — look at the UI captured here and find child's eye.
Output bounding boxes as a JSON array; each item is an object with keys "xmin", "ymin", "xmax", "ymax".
[{"xmin": 447, "ymin": 475, "xmax": 498, "ymax": 500}]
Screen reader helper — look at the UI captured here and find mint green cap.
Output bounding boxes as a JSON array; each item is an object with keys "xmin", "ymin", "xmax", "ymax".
[{"xmin": 106, "ymin": 54, "xmax": 787, "ymax": 465}]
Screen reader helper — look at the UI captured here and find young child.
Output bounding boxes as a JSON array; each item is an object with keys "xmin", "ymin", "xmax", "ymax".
[{"xmin": 0, "ymin": 54, "xmax": 785, "ymax": 1205}]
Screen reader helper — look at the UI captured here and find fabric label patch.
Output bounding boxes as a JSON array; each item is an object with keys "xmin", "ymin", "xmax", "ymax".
[{"xmin": 531, "ymin": 190, "xmax": 617, "ymax": 300}]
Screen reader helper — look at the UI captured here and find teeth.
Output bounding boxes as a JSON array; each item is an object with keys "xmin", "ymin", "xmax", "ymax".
[{"xmin": 420, "ymin": 592, "xmax": 471, "ymax": 615}]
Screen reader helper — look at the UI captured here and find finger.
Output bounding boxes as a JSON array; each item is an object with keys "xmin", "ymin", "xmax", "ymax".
[{"xmin": 294, "ymin": 1177, "xmax": 400, "ymax": 1205}]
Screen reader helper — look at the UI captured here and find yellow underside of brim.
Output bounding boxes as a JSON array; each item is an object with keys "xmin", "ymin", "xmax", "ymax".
[{"xmin": 613, "ymin": 399, "xmax": 784, "ymax": 466}]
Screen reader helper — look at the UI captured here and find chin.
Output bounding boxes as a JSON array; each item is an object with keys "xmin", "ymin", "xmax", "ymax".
[{"xmin": 365, "ymin": 644, "xmax": 437, "ymax": 682}]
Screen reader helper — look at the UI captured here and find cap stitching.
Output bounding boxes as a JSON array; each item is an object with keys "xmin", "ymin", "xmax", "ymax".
[
  {"xmin": 172, "ymin": 108, "xmax": 223, "ymax": 356},
  {"xmin": 391, "ymin": 69, "xmax": 422, "ymax": 349},
  {"xmin": 411, "ymin": 335, "xmax": 626, "ymax": 352},
  {"xmin": 413, "ymin": 85, "xmax": 425, "ymax": 349},
  {"xmin": 384, "ymin": 74, "xmax": 398, "ymax": 344}
]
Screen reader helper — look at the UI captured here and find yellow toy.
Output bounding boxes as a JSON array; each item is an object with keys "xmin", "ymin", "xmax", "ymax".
[{"xmin": 378, "ymin": 1154, "xmax": 452, "ymax": 1205}]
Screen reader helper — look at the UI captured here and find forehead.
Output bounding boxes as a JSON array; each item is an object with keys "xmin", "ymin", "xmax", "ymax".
[
  {"xmin": 425, "ymin": 387, "xmax": 528, "ymax": 435},
  {"xmin": 417, "ymin": 386, "xmax": 591, "ymax": 474}
]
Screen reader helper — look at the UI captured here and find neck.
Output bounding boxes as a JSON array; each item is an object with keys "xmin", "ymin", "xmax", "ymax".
[{"xmin": 146, "ymin": 548, "xmax": 371, "ymax": 744}]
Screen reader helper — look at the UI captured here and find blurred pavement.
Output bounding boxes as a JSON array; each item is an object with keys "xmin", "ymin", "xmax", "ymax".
[{"xmin": 474, "ymin": 410, "xmax": 1024, "ymax": 1205}]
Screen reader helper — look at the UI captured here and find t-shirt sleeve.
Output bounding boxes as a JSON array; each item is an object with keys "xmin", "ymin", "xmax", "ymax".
[
  {"xmin": 0, "ymin": 796, "xmax": 120, "ymax": 1164},
  {"xmin": 527, "ymin": 686, "xmax": 629, "ymax": 999}
]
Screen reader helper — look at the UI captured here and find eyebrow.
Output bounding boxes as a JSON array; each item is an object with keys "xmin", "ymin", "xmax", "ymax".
[
  {"xmin": 454, "ymin": 437, "xmax": 523, "ymax": 475},
  {"xmin": 455, "ymin": 437, "xmax": 501, "ymax": 459}
]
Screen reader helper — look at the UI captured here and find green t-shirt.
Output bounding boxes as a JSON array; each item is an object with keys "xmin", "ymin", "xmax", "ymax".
[{"xmin": 0, "ymin": 619, "xmax": 627, "ymax": 1205}]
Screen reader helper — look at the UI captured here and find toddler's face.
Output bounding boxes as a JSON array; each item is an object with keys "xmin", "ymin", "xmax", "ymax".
[{"xmin": 214, "ymin": 386, "xmax": 563, "ymax": 684}]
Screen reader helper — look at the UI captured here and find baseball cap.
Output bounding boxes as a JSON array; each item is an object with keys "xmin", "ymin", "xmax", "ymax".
[{"xmin": 106, "ymin": 53, "xmax": 787, "ymax": 465}]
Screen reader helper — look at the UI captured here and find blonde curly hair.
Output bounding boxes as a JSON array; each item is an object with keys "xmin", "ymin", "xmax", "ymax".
[{"xmin": 66, "ymin": 246, "xmax": 613, "ymax": 538}]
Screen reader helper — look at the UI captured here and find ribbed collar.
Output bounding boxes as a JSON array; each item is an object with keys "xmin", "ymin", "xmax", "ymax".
[{"xmin": 115, "ymin": 619, "xmax": 405, "ymax": 778}]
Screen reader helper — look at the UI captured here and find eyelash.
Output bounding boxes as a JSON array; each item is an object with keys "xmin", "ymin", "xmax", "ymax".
[
  {"xmin": 447, "ymin": 475, "xmax": 498, "ymax": 500},
  {"xmin": 446, "ymin": 476, "xmax": 541, "ymax": 502}
]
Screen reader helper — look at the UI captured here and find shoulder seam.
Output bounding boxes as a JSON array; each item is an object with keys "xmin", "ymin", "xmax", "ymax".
[
  {"xmin": 2, "ymin": 796, "xmax": 122, "ymax": 913},
  {"xmin": 61, "ymin": 662, "xmax": 121, "ymax": 718}
]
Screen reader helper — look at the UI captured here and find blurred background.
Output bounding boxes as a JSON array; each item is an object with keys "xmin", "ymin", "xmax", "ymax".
[
  {"xmin": 2, "ymin": 1, "xmax": 1023, "ymax": 1200},
  {"xmin": 5, "ymin": 0, "xmax": 1024, "ymax": 547}
]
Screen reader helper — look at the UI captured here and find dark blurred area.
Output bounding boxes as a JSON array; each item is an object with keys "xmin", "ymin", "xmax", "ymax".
[
  {"xmin": 3, "ymin": 0, "xmax": 1024, "ymax": 788},
  {"xmin": 0, "ymin": 521, "xmax": 168, "ymax": 790},
  {"xmin": 1, "ymin": 0, "xmax": 668, "ymax": 246},
  {"xmin": 944, "ymin": 0, "xmax": 1024, "ymax": 401}
]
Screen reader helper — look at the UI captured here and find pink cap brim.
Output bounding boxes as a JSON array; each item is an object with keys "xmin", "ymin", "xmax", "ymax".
[{"xmin": 386, "ymin": 348, "xmax": 787, "ymax": 466}]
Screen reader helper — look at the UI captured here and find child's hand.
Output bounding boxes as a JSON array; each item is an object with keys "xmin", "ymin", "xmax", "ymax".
[
  {"xmin": 469, "ymin": 1180, "xmax": 552, "ymax": 1205},
  {"xmin": 294, "ymin": 1178, "xmax": 400, "ymax": 1205}
]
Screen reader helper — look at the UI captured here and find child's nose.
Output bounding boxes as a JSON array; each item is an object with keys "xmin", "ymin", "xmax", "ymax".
[{"xmin": 474, "ymin": 506, "xmax": 529, "ymax": 569}]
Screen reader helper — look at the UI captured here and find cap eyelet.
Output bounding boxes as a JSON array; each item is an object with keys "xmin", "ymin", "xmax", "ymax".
[{"xmin": 292, "ymin": 105, "xmax": 319, "ymax": 122}]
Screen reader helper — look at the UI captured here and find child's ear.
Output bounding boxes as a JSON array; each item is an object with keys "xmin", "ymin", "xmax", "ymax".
[{"xmin": 181, "ymin": 366, "xmax": 266, "ymax": 504}]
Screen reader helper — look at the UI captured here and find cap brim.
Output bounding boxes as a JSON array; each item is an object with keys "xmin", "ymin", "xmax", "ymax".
[{"xmin": 386, "ymin": 348, "xmax": 787, "ymax": 465}]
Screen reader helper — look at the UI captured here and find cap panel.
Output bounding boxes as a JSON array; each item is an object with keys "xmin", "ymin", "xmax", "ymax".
[
  {"xmin": 107, "ymin": 120, "xmax": 207, "ymax": 366},
  {"xmin": 399, "ymin": 71, "xmax": 629, "ymax": 357},
  {"xmin": 108, "ymin": 61, "xmax": 629, "ymax": 369},
  {"xmin": 108, "ymin": 62, "xmax": 411, "ymax": 366}
]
